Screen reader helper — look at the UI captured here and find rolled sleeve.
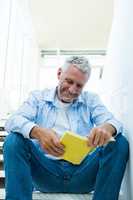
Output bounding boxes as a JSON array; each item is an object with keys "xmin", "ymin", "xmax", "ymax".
[
  {"xmin": 90, "ymin": 93, "xmax": 123, "ymax": 135},
  {"xmin": 106, "ymin": 119, "xmax": 123, "ymax": 135},
  {"xmin": 20, "ymin": 122, "xmax": 37, "ymax": 138},
  {"xmin": 5, "ymin": 90, "xmax": 40, "ymax": 138}
]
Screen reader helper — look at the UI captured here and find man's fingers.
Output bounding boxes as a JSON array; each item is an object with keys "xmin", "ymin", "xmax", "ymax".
[
  {"xmin": 42, "ymin": 142, "xmax": 64, "ymax": 156},
  {"xmin": 87, "ymin": 134, "xmax": 95, "ymax": 147},
  {"xmin": 45, "ymin": 146, "xmax": 63, "ymax": 157},
  {"xmin": 52, "ymin": 136, "xmax": 64, "ymax": 150},
  {"xmin": 51, "ymin": 143, "xmax": 64, "ymax": 155},
  {"xmin": 48, "ymin": 147, "xmax": 64, "ymax": 157},
  {"xmin": 38, "ymin": 128, "xmax": 65, "ymax": 156},
  {"xmin": 93, "ymin": 131, "xmax": 101, "ymax": 146},
  {"xmin": 48, "ymin": 136, "xmax": 65, "ymax": 154},
  {"xmin": 98, "ymin": 135, "xmax": 106, "ymax": 146},
  {"xmin": 87, "ymin": 127, "xmax": 113, "ymax": 147},
  {"xmin": 87, "ymin": 128, "xmax": 98, "ymax": 147}
]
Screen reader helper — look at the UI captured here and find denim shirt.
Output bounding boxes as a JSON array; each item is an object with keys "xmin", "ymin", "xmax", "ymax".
[{"xmin": 5, "ymin": 88, "xmax": 123, "ymax": 138}]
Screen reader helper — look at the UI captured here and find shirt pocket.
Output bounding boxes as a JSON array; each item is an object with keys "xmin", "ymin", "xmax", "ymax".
[
  {"xmin": 77, "ymin": 109, "xmax": 93, "ymax": 136},
  {"xmin": 36, "ymin": 102, "xmax": 56, "ymax": 128}
]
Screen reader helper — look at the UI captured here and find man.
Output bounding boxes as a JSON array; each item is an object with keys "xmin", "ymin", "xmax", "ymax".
[{"xmin": 3, "ymin": 56, "xmax": 129, "ymax": 200}]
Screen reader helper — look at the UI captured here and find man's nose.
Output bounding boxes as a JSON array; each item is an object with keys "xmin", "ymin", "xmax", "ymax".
[{"xmin": 69, "ymin": 85, "xmax": 78, "ymax": 94}]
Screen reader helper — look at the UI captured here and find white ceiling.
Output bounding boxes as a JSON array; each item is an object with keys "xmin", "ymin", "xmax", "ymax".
[{"xmin": 29, "ymin": 0, "xmax": 114, "ymax": 50}]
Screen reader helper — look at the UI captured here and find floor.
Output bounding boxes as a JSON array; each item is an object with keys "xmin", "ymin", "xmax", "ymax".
[{"xmin": 0, "ymin": 189, "xmax": 93, "ymax": 200}]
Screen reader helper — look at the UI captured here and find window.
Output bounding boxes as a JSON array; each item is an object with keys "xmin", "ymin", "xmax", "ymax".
[{"xmin": 39, "ymin": 50, "xmax": 106, "ymax": 93}]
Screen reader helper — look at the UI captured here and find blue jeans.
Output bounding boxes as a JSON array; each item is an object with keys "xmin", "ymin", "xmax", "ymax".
[{"xmin": 3, "ymin": 132, "xmax": 129, "ymax": 200}]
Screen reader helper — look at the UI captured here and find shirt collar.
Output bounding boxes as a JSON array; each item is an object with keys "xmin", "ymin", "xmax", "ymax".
[{"xmin": 43, "ymin": 87, "xmax": 85, "ymax": 106}]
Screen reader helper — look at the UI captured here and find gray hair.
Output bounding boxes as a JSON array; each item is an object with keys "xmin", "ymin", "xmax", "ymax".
[{"xmin": 62, "ymin": 56, "xmax": 91, "ymax": 78}]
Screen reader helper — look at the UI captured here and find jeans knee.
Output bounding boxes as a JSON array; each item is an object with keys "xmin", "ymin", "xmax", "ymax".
[
  {"xmin": 3, "ymin": 132, "xmax": 26, "ymax": 155},
  {"xmin": 115, "ymin": 134, "xmax": 129, "ymax": 160}
]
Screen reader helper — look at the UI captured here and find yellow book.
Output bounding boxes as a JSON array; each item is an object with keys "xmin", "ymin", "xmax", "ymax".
[{"xmin": 60, "ymin": 131, "xmax": 95, "ymax": 165}]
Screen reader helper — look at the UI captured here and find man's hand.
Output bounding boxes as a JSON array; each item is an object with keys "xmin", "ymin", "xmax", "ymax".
[
  {"xmin": 30, "ymin": 126, "xmax": 65, "ymax": 157},
  {"xmin": 87, "ymin": 123, "xmax": 116, "ymax": 147}
]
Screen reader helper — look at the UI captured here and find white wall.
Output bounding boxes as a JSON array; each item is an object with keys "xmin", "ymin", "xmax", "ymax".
[
  {"xmin": 101, "ymin": 0, "xmax": 133, "ymax": 199},
  {"xmin": 0, "ymin": 0, "xmax": 40, "ymax": 118}
]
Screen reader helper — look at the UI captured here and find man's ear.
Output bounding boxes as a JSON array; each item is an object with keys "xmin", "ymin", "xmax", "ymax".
[{"xmin": 57, "ymin": 68, "xmax": 62, "ymax": 80}]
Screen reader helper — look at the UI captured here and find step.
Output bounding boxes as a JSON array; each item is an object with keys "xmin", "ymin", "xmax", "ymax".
[
  {"xmin": 0, "ymin": 170, "xmax": 5, "ymax": 178},
  {"xmin": 0, "ymin": 142, "xmax": 3, "ymax": 150},
  {"xmin": 0, "ymin": 180, "xmax": 4, "ymax": 189},
  {"xmin": 0, "ymin": 163, "xmax": 3, "ymax": 170},
  {"xmin": 0, "ymin": 189, "xmax": 92, "ymax": 200},
  {"xmin": 0, "ymin": 127, "xmax": 5, "ymax": 132},
  {"xmin": 0, "ymin": 131, "xmax": 7, "ymax": 137},
  {"xmin": 0, "ymin": 141, "xmax": 4, "ymax": 154},
  {"xmin": 0, "ymin": 137, "xmax": 5, "ymax": 142},
  {"xmin": 0, "ymin": 154, "xmax": 3, "ymax": 162},
  {"xmin": 0, "ymin": 155, "xmax": 4, "ymax": 170},
  {"xmin": 0, "ymin": 142, "xmax": 3, "ymax": 147},
  {"xmin": 0, "ymin": 131, "xmax": 7, "ymax": 143},
  {"xmin": 0, "ymin": 148, "xmax": 3, "ymax": 155},
  {"xmin": 0, "ymin": 119, "xmax": 6, "ymax": 128}
]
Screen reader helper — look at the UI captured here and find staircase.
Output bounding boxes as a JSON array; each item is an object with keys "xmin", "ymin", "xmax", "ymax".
[
  {"xmin": 0, "ymin": 127, "xmax": 6, "ymax": 200},
  {"xmin": 0, "ymin": 126, "xmax": 124, "ymax": 200},
  {"xmin": 0, "ymin": 125, "xmax": 92, "ymax": 200}
]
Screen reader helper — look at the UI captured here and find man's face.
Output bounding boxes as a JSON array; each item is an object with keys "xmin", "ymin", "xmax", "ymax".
[{"xmin": 57, "ymin": 65, "xmax": 89, "ymax": 103}]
